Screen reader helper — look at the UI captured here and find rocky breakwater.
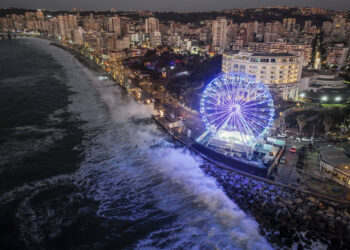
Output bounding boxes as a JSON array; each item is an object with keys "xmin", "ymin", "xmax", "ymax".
[{"xmin": 201, "ymin": 163, "xmax": 350, "ymax": 249}]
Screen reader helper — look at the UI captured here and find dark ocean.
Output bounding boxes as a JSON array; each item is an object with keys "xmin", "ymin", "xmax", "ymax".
[{"xmin": 0, "ymin": 38, "xmax": 269, "ymax": 250}]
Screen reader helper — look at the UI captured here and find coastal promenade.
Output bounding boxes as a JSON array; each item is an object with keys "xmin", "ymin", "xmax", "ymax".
[{"xmin": 40, "ymin": 36, "xmax": 350, "ymax": 249}]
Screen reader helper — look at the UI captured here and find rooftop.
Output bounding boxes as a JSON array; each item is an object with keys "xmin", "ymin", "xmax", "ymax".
[
  {"xmin": 224, "ymin": 50, "xmax": 296, "ymax": 57},
  {"xmin": 251, "ymin": 52, "xmax": 295, "ymax": 57},
  {"xmin": 321, "ymin": 147, "xmax": 350, "ymax": 175}
]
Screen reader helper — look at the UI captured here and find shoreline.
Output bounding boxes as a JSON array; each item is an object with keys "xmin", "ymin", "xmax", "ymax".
[
  {"xmin": 42, "ymin": 38, "xmax": 350, "ymax": 249},
  {"xmin": 50, "ymin": 40, "xmax": 350, "ymax": 205}
]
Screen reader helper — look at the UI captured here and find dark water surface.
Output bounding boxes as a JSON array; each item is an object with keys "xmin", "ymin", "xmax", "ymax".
[{"xmin": 0, "ymin": 38, "xmax": 269, "ymax": 250}]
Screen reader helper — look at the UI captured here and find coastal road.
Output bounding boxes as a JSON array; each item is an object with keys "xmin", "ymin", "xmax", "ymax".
[{"xmin": 274, "ymin": 147, "xmax": 299, "ymax": 186}]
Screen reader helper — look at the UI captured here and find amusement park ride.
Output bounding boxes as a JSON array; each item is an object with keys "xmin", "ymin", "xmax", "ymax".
[{"xmin": 197, "ymin": 73, "xmax": 275, "ymax": 160}]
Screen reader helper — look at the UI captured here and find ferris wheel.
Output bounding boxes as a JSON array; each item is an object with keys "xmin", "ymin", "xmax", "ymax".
[{"xmin": 199, "ymin": 73, "xmax": 274, "ymax": 156}]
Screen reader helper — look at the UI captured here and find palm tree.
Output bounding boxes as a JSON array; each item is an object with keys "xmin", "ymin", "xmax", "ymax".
[{"xmin": 297, "ymin": 114, "xmax": 307, "ymax": 138}]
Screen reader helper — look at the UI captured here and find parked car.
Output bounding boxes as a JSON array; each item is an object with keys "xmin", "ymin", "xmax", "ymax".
[
  {"xmin": 280, "ymin": 157, "xmax": 286, "ymax": 164},
  {"xmin": 290, "ymin": 146, "xmax": 296, "ymax": 153}
]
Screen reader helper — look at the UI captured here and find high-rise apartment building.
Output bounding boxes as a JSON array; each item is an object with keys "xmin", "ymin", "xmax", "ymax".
[
  {"xmin": 58, "ymin": 15, "xmax": 68, "ymax": 40},
  {"xmin": 67, "ymin": 14, "xmax": 77, "ymax": 29},
  {"xmin": 150, "ymin": 31, "xmax": 162, "ymax": 47},
  {"xmin": 145, "ymin": 17, "xmax": 159, "ymax": 34},
  {"xmin": 326, "ymin": 44, "xmax": 349, "ymax": 67},
  {"xmin": 72, "ymin": 27, "xmax": 84, "ymax": 44},
  {"xmin": 112, "ymin": 16, "xmax": 122, "ymax": 36},
  {"xmin": 283, "ymin": 18, "xmax": 296, "ymax": 32},
  {"xmin": 212, "ymin": 17, "xmax": 228, "ymax": 52}
]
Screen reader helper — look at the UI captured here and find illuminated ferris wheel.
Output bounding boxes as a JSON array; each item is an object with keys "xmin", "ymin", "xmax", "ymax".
[{"xmin": 199, "ymin": 73, "xmax": 274, "ymax": 156}]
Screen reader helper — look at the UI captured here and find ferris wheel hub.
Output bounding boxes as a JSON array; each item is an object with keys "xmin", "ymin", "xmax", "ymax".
[{"xmin": 230, "ymin": 104, "xmax": 241, "ymax": 114}]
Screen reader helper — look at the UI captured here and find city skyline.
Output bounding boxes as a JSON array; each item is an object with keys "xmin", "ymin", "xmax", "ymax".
[
  {"xmin": 1, "ymin": 3, "xmax": 350, "ymax": 249},
  {"xmin": 1, "ymin": 0, "xmax": 350, "ymax": 12}
]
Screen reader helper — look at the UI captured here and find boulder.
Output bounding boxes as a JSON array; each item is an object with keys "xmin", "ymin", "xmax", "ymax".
[
  {"xmin": 295, "ymin": 198, "xmax": 304, "ymax": 204},
  {"xmin": 308, "ymin": 196, "xmax": 316, "ymax": 203}
]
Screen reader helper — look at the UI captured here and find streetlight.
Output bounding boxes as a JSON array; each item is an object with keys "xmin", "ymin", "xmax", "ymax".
[
  {"xmin": 299, "ymin": 93, "xmax": 305, "ymax": 98},
  {"xmin": 321, "ymin": 96, "xmax": 328, "ymax": 102},
  {"xmin": 335, "ymin": 96, "xmax": 341, "ymax": 102}
]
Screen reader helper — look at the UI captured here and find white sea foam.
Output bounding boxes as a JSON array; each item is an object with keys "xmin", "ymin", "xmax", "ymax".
[{"xmin": 7, "ymin": 38, "xmax": 271, "ymax": 249}]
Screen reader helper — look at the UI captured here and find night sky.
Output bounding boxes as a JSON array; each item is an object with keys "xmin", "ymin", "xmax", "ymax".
[{"xmin": 0, "ymin": 0, "xmax": 349, "ymax": 11}]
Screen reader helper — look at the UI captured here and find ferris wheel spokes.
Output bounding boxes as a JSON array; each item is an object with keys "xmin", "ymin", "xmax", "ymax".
[{"xmin": 199, "ymin": 73, "xmax": 274, "ymax": 157}]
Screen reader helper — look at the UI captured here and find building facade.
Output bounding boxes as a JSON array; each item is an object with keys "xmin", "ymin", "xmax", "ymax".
[
  {"xmin": 326, "ymin": 45, "xmax": 349, "ymax": 67},
  {"xmin": 222, "ymin": 51, "xmax": 303, "ymax": 99},
  {"xmin": 320, "ymin": 147, "xmax": 350, "ymax": 188},
  {"xmin": 145, "ymin": 17, "xmax": 159, "ymax": 34},
  {"xmin": 248, "ymin": 42, "xmax": 312, "ymax": 66},
  {"xmin": 212, "ymin": 17, "xmax": 228, "ymax": 52}
]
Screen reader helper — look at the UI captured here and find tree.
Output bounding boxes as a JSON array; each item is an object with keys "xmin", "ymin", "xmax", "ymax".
[
  {"xmin": 323, "ymin": 115, "xmax": 334, "ymax": 139},
  {"xmin": 297, "ymin": 114, "xmax": 307, "ymax": 138}
]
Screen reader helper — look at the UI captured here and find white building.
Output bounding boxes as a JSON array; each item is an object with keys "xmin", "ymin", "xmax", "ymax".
[
  {"xmin": 72, "ymin": 27, "xmax": 84, "ymax": 45},
  {"xmin": 58, "ymin": 15, "xmax": 68, "ymax": 40},
  {"xmin": 150, "ymin": 31, "xmax": 162, "ymax": 47},
  {"xmin": 212, "ymin": 17, "xmax": 228, "ymax": 52},
  {"xmin": 300, "ymin": 71, "xmax": 346, "ymax": 92},
  {"xmin": 145, "ymin": 17, "xmax": 159, "ymax": 34},
  {"xmin": 222, "ymin": 51, "xmax": 303, "ymax": 99}
]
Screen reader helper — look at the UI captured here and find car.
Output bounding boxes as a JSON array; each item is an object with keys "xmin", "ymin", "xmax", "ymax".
[
  {"xmin": 263, "ymin": 159, "xmax": 270, "ymax": 166},
  {"xmin": 302, "ymin": 137, "xmax": 311, "ymax": 142},
  {"xmin": 278, "ymin": 134, "xmax": 287, "ymax": 138},
  {"xmin": 290, "ymin": 146, "xmax": 296, "ymax": 153},
  {"xmin": 280, "ymin": 157, "xmax": 286, "ymax": 164}
]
